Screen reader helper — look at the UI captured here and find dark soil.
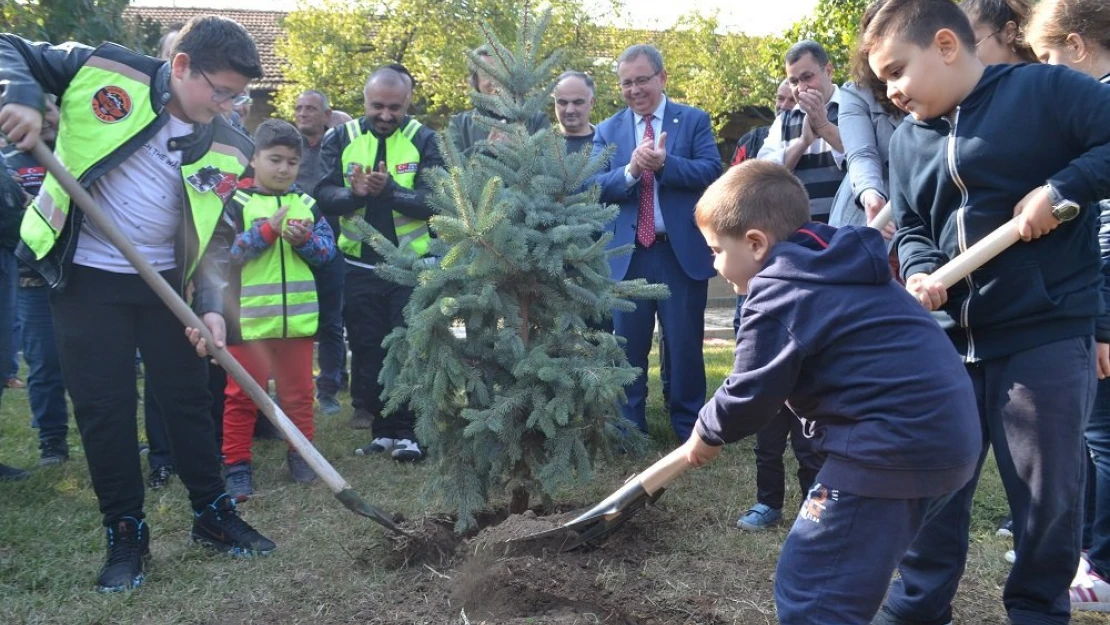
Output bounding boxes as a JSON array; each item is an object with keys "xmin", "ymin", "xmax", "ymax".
[{"xmin": 359, "ymin": 503, "xmax": 745, "ymax": 625}]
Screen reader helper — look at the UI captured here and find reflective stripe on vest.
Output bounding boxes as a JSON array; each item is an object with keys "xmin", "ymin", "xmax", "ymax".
[
  {"xmin": 21, "ymin": 55, "xmax": 248, "ymax": 281},
  {"xmin": 238, "ymin": 192, "xmax": 320, "ymax": 340},
  {"xmin": 338, "ymin": 119, "xmax": 430, "ymax": 258}
]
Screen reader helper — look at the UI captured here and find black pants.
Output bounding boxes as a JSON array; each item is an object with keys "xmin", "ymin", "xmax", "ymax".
[
  {"xmin": 52, "ymin": 266, "xmax": 224, "ymax": 525},
  {"xmin": 754, "ymin": 407, "xmax": 823, "ymax": 510},
  {"xmin": 343, "ymin": 265, "xmax": 416, "ymax": 440},
  {"xmin": 885, "ymin": 336, "xmax": 1094, "ymax": 624}
]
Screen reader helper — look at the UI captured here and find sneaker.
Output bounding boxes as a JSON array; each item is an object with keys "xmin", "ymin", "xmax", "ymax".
[
  {"xmin": 355, "ymin": 437, "xmax": 394, "ymax": 456},
  {"xmin": 287, "ymin": 451, "xmax": 316, "ymax": 483},
  {"xmin": 996, "ymin": 516, "xmax": 1013, "ymax": 538},
  {"xmin": 96, "ymin": 517, "xmax": 151, "ymax": 593},
  {"xmin": 1004, "ymin": 550, "xmax": 1016, "ymax": 564},
  {"xmin": 318, "ymin": 395, "xmax": 341, "ymax": 416},
  {"xmin": 191, "ymin": 494, "xmax": 275, "ymax": 556},
  {"xmin": 147, "ymin": 465, "xmax": 174, "ymax": 490},
  {"xmin": 39, "ymin": 439, "xmax": 69, "ymax": 466},
  {"xmin": 5, "ymin": 377, "xmax": 25, "ymax": 389},
  {"xmin": 0, "ymin": 462, "xmax": 30, "ymax": 481},
  {"xmin": 1071, "ymin": 566, "xmax": 1110, "ymax": 612},
  {"xmin": 391, "ymin": 439, "xmax": 423, "ymax": 462},
  {"xmin": 224, "ymin": 462, "xmax": 253, "ymax": 501},
  {"xmin": 736, "ymin": 503, "xmax": 783, "ymax": 531},
  {"xmin": 870, "ymin": 605, "xmax": 952, "ymax": 625},
  {"xmin": 348, "ymin": 409, "xmax": 373, "ymax": 430}
]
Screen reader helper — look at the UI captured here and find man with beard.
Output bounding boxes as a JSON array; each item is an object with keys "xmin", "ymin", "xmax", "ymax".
[{"xmin": 314, "ymin": 67, "xmax": 444, "ymax": 460}]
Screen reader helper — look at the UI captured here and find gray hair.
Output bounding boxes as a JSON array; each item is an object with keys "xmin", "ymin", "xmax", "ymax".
[
  {"xmin": 616, "ymin": 44, "xmax": 664, "ymax": 73},
  {"xmin": 785, "ymin": 40, "xmax": 830, "ymax": 67},
  {"xmin": 555, "ymin": 70, "xmax": 595, "ymax": 95},
  {"xmin": 298, "ymin": 90, "xmax": 330, "ymax": 110}
]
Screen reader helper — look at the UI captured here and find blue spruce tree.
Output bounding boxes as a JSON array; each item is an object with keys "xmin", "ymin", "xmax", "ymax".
[{"xmin": 350, "ymin": 7, "xmax": 667, "ymax": 531}]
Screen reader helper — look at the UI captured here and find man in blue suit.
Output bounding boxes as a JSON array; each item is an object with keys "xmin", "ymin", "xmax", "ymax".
[{"xmin": 590, "ymin": 44, "xmax": 722, "ymax": 440}]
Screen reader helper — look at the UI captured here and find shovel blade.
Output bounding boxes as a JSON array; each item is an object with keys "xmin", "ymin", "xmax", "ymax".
[
  {"xmin": 510, "ymin": 481, "xmax": 656, "ymax": 551},
  {"xmin": 336, "ymin": 488, "xmax": 410, "ymax": 536}
]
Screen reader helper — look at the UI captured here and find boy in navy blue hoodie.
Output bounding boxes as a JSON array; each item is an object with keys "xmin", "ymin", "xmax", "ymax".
[
  {"xmin": 683, "ymin": 160, "xmax": 981, "ymax": 625},
  {"xmin": 860, "ymin": 0, "xmax": 1110, "ymax": 623}
]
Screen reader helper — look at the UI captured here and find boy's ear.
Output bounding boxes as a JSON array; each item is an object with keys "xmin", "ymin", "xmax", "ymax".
[
  {"xmin": 170, "ymin": 52, "xmax": 191, "ymax": 80},
  {"xmin": 747, "ymin": 229, "xmax": 773, "ymax": 261},
  {"xmin": 934, "ymin": 28, "xmax": 963, "ymax": 64}
]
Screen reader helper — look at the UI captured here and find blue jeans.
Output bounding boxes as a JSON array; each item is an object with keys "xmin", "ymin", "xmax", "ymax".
[
  {"xmin": 0, "ymin": 251, "xmax": 16, "ymax": 412},
  {"xmin": 1085, "ymin": 376, "xmax": 1110, "ymax": 577},
  {"xmin": 18, "ymin": 286, "xmax": 68, "ymax": 445},
  {"xmin": 8, "ymin": 304, "xmax": 20, "ymax": 379},
  {"xmin": 314, "ymin": 254, "xmax": 347, "ymax": 399}
]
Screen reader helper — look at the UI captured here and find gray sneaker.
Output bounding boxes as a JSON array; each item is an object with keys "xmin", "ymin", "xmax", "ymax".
[
  {"xmin": 348, "ymin": 409, "xmax": 373, "ymax": 430},
  {"xmin": 318, "ymin": 395, "xmax": 341, "ymax": 416},
  {"xmin": 225, "ymin": 462, "xmax": 253, "ymax": 500},
  {"xmin": 287, "ymin": 451, "xmax": 316, "ymax": 483}
]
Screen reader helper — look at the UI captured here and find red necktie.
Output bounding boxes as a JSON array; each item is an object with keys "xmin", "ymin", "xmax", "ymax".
[{"xmin": 636, "ymin": 113, "xmax": 656, "ymax": 248}]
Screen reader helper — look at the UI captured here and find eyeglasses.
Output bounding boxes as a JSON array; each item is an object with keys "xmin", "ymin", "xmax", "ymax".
[
  {"xmin": 975, "ymin": 30, "xmax": 1001, "ymax": 48},
  {"xmin": 619, "ymin": 71, "xmax": 660, "ymax": 90},
  {"xmin": 197, "ymin": 69, "xmax": 252, "ymax": 106}
]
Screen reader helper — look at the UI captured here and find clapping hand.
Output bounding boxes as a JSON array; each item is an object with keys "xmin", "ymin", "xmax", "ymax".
[
  {"xmin": 348, "ymin": 163, "xmax": 371, "ymax": 196},
  {"xmin": 283, "ymin": 218, "xmax": 311, "ymax": 247},
  {"xmin": 365, "ymin": 161, "xmax": 390, "ymax": 197},
  {"xmin": 630, "ymin": 131, "xmax": 668, "ymax": 177},
  {"xmin": 796, "ymin": 88, "xmax": 830, "ymax": 134}
]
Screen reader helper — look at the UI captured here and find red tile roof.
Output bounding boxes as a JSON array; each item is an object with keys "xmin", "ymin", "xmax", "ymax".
[{"xmin": 124, "ymin": 7, "xmax": 289, "ymax": 89}]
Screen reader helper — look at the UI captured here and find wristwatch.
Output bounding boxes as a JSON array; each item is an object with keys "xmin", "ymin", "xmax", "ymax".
[{"xmin": 1045, "ymin": 184, "xmax": 1080, "ymax": 223}]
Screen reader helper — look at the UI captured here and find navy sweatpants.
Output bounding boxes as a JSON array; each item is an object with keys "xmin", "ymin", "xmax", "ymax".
[
  {"xmin": 883, "ymin": 336, "xmax": 1095, "ymax": 624},
  {"xmin": 775, "ymin": 482, "xmax": 954, "ymax": 624}
]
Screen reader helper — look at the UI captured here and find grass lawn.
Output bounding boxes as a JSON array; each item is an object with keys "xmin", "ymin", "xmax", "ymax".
[{"xmin": 0, "ymin": 344, "xmax": 1100, "ymax": 624}]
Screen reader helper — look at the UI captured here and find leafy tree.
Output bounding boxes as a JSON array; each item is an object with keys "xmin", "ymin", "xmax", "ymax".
[
  {"xmin": 759, "ymin": 0, "xmax": 871, "ymax": 88},
  {"xmin": 1, "ymin": 0, "xmax": 161, "ymax": 54},
  {"xmin": 275, "ymin": 0, "xmax": 619, "ymax": 126},
  {"xmin": 348, "ymin": 7, "xmax": 664, "ymax": 531}
]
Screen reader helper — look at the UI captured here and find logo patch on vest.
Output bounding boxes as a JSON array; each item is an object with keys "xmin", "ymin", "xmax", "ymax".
[
  {"xmin": 91, "ymin": 86, "xmax": 132, "ymax": 123},
  {"xmin": 395, "ymin": 162, "xmax": 419, "ymax": 175},
  {"xmin": 186, "ymin": 165, "xmax": 239, "ymax": 203}
]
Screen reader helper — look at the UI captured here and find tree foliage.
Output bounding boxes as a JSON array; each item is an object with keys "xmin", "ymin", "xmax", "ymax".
[
  {"xmin": 275, "ymin": 0, "xmax": 619, "ymax": 124},
  {"xmin": 1, "ymin": 0, "xmax": 161, "ymax": 54},
  {"xmin": 347, "ymin": 7, "xmax": 664, "ymax": 531}
]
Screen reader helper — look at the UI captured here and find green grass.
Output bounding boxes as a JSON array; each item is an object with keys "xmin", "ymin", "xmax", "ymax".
[{"xmin": 0, "ymin": 345, "xmax": 1101, "ymax": 624}]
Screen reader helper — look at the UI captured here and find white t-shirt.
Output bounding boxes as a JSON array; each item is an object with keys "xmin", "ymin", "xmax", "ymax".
[{"xmin": 74, "ymin": 115, "xmax": 193, "ymax": 273}]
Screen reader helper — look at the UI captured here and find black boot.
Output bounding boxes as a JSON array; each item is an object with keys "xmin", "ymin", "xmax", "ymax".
[
  {"xmin": 191, "ymin": 494, "xmax": 276, "ymax": 556},
  {"xmin": 96, "ymin": 517, "xmax": 151, "ymax": 593}
]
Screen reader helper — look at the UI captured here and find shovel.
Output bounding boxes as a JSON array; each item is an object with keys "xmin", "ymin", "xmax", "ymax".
[
  {"xmin": 513, "ymin": 217, "xmax": 1025, "ymax": 551},
  {"xmin": 30, "ymin": 140, "xmax": 407, "ymax": 536}
]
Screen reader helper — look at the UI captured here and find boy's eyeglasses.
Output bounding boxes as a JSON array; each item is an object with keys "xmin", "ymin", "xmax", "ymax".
[
  {"xmin": 197, "ymin": 69, "xmax": 252, "ymax": 106},
  {"xmin": 619, "ymin": 71, "xmax": 660, "ymax": 90}
]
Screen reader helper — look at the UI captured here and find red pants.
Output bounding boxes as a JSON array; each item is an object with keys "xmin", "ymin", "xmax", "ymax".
[{"xmin": 222, "ymin": 338, "xmax": 315, "ymax": 465}]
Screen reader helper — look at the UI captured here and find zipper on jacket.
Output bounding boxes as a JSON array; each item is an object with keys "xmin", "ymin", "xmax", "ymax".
[
  {"xmin": 946, "ymin": 107, "xmax": 976, "ymax": 362},
  {"xmin": 277, "ymin": 197, "xmax": 289, "ymax": 338}
]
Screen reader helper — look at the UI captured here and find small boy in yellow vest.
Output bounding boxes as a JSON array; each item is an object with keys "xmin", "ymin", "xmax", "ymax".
[{"xmin": 222, "ymin": 119, "xmax": 336, "ymax": 498}]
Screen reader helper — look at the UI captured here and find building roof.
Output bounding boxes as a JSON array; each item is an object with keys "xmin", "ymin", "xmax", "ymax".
[{"xmin": 124, "ymin": 7, "xmax": 289, "ymax": 89}]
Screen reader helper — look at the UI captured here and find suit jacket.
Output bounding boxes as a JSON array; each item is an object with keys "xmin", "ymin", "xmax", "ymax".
[{"xmin": 590, "ymin": 99, "xmax": 722, "ymax": 281}]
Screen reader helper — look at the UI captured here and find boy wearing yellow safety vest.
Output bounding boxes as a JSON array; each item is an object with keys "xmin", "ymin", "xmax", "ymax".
[
  {"xmin": 0, "ymin": 16, "xmax": 277, "ymax": 592},
  {"xmin": 314, "ymin": 66, "xmax": 444, "ymax": 462},
  {"xmin": 222, "ymin": 120, "xmax": 336, "ymax": 498}
]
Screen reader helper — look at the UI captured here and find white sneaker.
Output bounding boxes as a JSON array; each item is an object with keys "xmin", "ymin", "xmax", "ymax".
[
  {"xmin": 1004, "ymin": 550, "xmax": 1016, "ymax": 564},
  {"xmin": 1071, "ymin": 566, "xmax": 1110, "ymax": 612},
  {"xmin": 354, "ymin": 438, "xmax": 394, "ymax": 456},
  {"xmin": 391, "ymin": 439, "xmax": 423, "ymax": 462},
  {"xmin": 1074, "ymin": 553, "xmax": 1094, "ymax": 587}
]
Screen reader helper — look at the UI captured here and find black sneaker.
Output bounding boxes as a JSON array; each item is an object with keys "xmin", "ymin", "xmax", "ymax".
[
  {"xmin": 870, "ymin": 606, "xmax": 952, "ymax": 625},
  {"xmin": 39, "ymin": 439, "xmax": 69, "ymax": 466},
  {"xmin": 0, "ymin": 462, "xmax": 30, "ymax": 481},
  {"xmin": 191, "ymin": 494, "xmax": 275, "ymax": 556},
  {"xmin": 996, "ymin": 516, "xmax": 1013, "ymax": 538},
  {"xmin": 391, "ymin": 439, "xmax": 423, "ymax": 462},
  {"xmin": 96, "ymin": 517, "xmax": 152, "ymax": 593},
  {"xmin": 147, "ymin": 465, "xmax": 174, "ymax": 490}
]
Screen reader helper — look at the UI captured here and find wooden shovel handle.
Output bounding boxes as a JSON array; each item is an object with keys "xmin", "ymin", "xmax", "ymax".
[
  {"xmin": 31, "ymin": 141, "xmax": 351, "ymax": 495},
  {"xmin": 930, "ymin": 218, "xmax": 1022, "ymax": 289},
  {"xmin": 639, "ymin": 445, "xmax": 694, "ymax": 495},
  {"xmin": 867, "ymin": 204, "xmax": 892, "ymax": 230}
]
